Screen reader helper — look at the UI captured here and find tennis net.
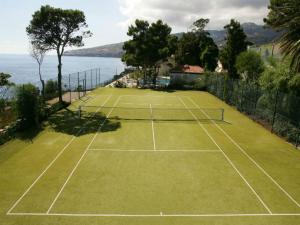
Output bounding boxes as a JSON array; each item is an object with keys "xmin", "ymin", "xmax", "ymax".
[{"xmin": 78, "ymin": 106, "xmax": 225, "ymax": 122}]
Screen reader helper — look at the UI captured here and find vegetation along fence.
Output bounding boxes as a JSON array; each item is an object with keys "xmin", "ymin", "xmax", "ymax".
[
  {"xmin": 206, "ymin": 74, "xmax": 300, "ymax": 147},
  {"xmin": 0, "ymin": 67, "xmax": 126, "ymax": 135},
  {"xmin": 0, "ymin": 67, "xmax": 124, "ymax": 103}
]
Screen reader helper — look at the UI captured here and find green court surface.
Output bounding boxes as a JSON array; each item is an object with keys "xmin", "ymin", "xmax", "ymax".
[{"xmin": 0, "ymin": 88, "xmax": 300, "ymax": 225}]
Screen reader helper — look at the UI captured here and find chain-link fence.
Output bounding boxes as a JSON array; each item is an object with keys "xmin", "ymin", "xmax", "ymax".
[
  {"xmin": 206, "ymin": 74, "xmax": 300, "ymax": 147},
  {"xmin": 0, "ymin": 68, "xmax": 115, "ymax": 104},
  {"xmin": 0, "ymin": 67, "xmax": 125, "ymax": 131}
]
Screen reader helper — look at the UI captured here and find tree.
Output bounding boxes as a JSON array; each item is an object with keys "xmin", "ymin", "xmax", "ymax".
[
  {"xmin": 199, "ymin": 36, "xmax": 219, "ymax": 71},
  {"xmin": 122, "ymin": 20, "xmax": 151, "ymax": 83},
  {"xmin": 264, "ymin": 0, "xmax": 300, "ymax": 72},
  {"xmin": 122, "ymin": 19, "xmax": 176, "ymax": 85},
  {"xmin": 0, "ymin": 73, "xmax": 13, "ymax": 86},
  {"xmin": 30, "ymin": 44, "xmax": 46, "ymax": 98},
  {"xmin": 220, "ymin": 19, "xmax": 251, "ymax": 78},
  {"xmin": 148, "ymin": 20, "xmax": 177, "ymax": 84},
  {"xmin": 175, "ymin": 18, "xmax": 219, "ymax": 71},
  {"xmin": 191, "ymin": 18, "xmax": 210, "ymax": 33},
  {"xmin": 176, "ymin": 32, "xmax": 202, "ymax": 65},
  {"xmin": 260, "ymin": 58, "xmax": 300, "ymax": 95},
  {"xmin": 16, "ymin": 84, "xmax": 40, "ymax": 128},
  {"xmin": 44, "ymin": 80, "xmax": 58, "ymax": 100},
  {"xmin": 26, "ymin": 5, "xmax": 91, "ymax": 103},
  {"xmin": 236, "ymin": 51, "xmax": 265, "ymax": 82}
]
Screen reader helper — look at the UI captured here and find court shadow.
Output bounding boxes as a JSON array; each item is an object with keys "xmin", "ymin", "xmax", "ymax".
[
  {"xmin": 47, "ymin": 109, "xmax": 121, "ymax": 136},
  {"xmin": 16, "ymin": 126, "xmax": 44, "ymax": 141}
]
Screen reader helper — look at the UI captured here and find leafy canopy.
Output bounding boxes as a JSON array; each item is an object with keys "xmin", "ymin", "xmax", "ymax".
[
  {"xmin": 26, "ymin": 5, "xmax": 91, "ymax": 53},
  {"xmin": 264, "ymin": 0, "xmax": 300, "ymax": 72},
  {"xmin": 236, "ymin": 51, "xmax": 265, "ymax": 82},
  {"xmin": 0, "ymin": 73, "xmax": 14, "ymax": 86},
  {"xmin": 260, "ymin": 58, "xmax": 300, "ymax": 95},
  {"xmin": 220, "ymin": 19, "xmax": 251, "ymax": 78},
  {"xmin": 176, "ymin": 18, "xmax": 219, "ymax": 71},
  {"xmin": 26, "ymin": 5, "xmax": 91, "ymax": 103},
  {"xmin": 122, "ymin": 19, "xmax": 176, "ymax": 69},
  {"xmin": 16, "ymin": 84, "xmax": 41, "ymax": 128}
]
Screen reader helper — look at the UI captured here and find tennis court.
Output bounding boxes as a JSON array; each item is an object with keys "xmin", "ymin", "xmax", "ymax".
[{"xmin": 1, "ymin": 88, "xmax": 300, "ymax": 225}]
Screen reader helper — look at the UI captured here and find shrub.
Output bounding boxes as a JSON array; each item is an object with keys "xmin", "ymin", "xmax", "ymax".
[
  {"xmin": 15, "ymin": 84, "xmax": 40, "ymax": 128},
  {"xmin": 0, "ymin": 99, "xmax": 6, "ymax": 113},
  {"xmin": 114, "ymin": 81, "xmax": 126, "ymax": 88},
  {"xmin": 193, "ymin": 78, "xmax": 207, "ymax": 90},
  {"xmin": 45, "ymin": 79, "xmax": 58, "ymax": 100},
  {"xmin": 236, "ymin": 51, "xmax": 265, "ymax": 81}
]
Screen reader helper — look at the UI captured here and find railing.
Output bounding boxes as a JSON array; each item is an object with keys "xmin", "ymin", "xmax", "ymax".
[
  {"xmin": 206, "ymin": 74, "xmax": 300, "ymax": 147},
  {"xmin": 0, "ymin": 68, "xmax": 120, "ymax": 103}
]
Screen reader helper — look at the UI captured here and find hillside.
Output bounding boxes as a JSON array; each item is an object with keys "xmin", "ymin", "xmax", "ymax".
[
  {"xmin": 65, "ymin": 42, "xmax": 124, "ymax": 58},
  {"xmin": 65, "ymin": 23, "xmax": 280, "ymax": 58}
]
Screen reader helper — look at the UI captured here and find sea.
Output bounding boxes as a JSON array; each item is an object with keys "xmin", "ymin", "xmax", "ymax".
[{"xmin": 0, "ymin": 54, "xmax": 125, "ymax": 84}]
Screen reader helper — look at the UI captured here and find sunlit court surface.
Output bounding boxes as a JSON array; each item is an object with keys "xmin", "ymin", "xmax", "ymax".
[{"xmin": 1, "ymin": 88, "xmax": 300, "ymax": 225}]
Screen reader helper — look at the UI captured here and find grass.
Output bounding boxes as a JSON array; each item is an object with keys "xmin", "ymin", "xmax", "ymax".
[{"xmin": 0, "ymin": 88, "xmax": 300, "ymax": 225}]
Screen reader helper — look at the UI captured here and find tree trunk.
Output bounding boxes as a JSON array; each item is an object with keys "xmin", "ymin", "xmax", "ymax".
[
  {"xmin": 38, "ymin": 64, "xmax": 45, "ymax": 99},
  {"xmin": 57, "ymin": 55, "xmax": 63, "ymax": 103}
]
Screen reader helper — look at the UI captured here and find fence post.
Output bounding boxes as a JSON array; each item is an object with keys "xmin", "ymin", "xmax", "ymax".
[
  {"xmin": 84, "ymin": 72, "xmax": 87, "ymax": 95},
  {"xmin": 271, "ymin": 89, "xmax": 279, "ymax": 133},
  {"xmin": 240, "ymin": 81, "xmax": 244, "ymax": 111},
  {"xmin": 295, "ymin": 130, "xmax": 299, "ymax": 148},
  {"xmin": 77, "ymin": 72, "xmax": 80, "ymax": 99},
  {"xmin": 254, "ymin": 83, "xmax": 258, "ymax": 110},
  {"xmin": 69, "ymin": 74, "xmax": 71, "ymax": 103},
  {"xmin": 99, "ymin": 68, "xmax": 101, "ymax": 87},
  {"xmin": 215, "ymin": 76, "xmax": 218, "ymax": 95},
  {"xmin": 91, "ymin": 70, "xmax": 93, "ymax": 90},
  {"xmin": 222, "ymin": 76, "xmax": 226, "ymax": 101},
  {"xmin": 96, "ymin": 69, "xmax": 98, "ymax": 88}
]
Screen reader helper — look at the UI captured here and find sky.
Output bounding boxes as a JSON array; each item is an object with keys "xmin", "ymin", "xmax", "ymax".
[{"xmin": 0, "ymin": 0, "xmax": 270, "ymax": 54}]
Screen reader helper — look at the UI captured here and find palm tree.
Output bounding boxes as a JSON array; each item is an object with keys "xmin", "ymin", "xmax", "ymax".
[
  {"xmin": 265, "ymin": 0, "xmax": 300, "ymax": 72},
  {"xmin": 264, "ymin": 0, "xmax": 300, "ymax": 72}
]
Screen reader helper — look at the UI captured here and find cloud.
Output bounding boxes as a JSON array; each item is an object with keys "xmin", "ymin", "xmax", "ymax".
[{"xmin": 118, "ymin": 0, "xmax": 269, "ymax": 31}]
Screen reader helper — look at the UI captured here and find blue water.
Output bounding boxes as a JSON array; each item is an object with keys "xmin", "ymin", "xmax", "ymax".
[{"xmin": 0, "ymin": 54, "xmax": 125, "ymax": 84}]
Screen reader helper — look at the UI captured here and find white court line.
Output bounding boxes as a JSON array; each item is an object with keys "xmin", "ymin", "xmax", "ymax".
[
  {"xmin": 177, "ymin": 97, "xmax": 272, "ymax": 214},
  {"xmin": 188, "ymin": 97, "xmax": 300, "ymax": 208},
  {"xmin": 152, "ymin": 104, "xmax": 183, "ymax": 107},
  {"xmin": 7, "ymin": 212, "xmax": 300, "ymax": 217},
  {"xmin": 46, "ymin": 96, "xmax": 122, "ymax": 214},
  {"xmin": 6, "ymin": 95, "xmax": 112, "ymax": 215},
  {"xmin": 121, "ymin": 95, "xmax": 178, "ymax": 98},
  {"xmin": 149, "ymin": 104, "xmax": 156, "ymax": 151},
  {"xmin": 88, "ymin": 149, "xmax": 220, "ymax": 152}
]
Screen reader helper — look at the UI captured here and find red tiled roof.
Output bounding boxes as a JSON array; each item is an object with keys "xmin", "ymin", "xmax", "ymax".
[{"xmin": 182, "ymin": 65, "xmax": 204, "ymax": 74}]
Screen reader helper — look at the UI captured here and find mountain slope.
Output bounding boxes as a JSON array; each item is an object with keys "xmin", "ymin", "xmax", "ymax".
[
  {"xmin": 65, "ymin": 43, "xmax": 124, "ymax": 58},
  {"xmin": 65, "ymin": 23, "xmax": 280, "ymax": 58}
]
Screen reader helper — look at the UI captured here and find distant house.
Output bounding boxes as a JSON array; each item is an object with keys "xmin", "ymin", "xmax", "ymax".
[
  {"xmin": 170, "ymin": 65, "xmax": 204, "ymax": 85},
  {"xmin": 215, "ymin": 60, "xmax": 226, "ymax": 73}
]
